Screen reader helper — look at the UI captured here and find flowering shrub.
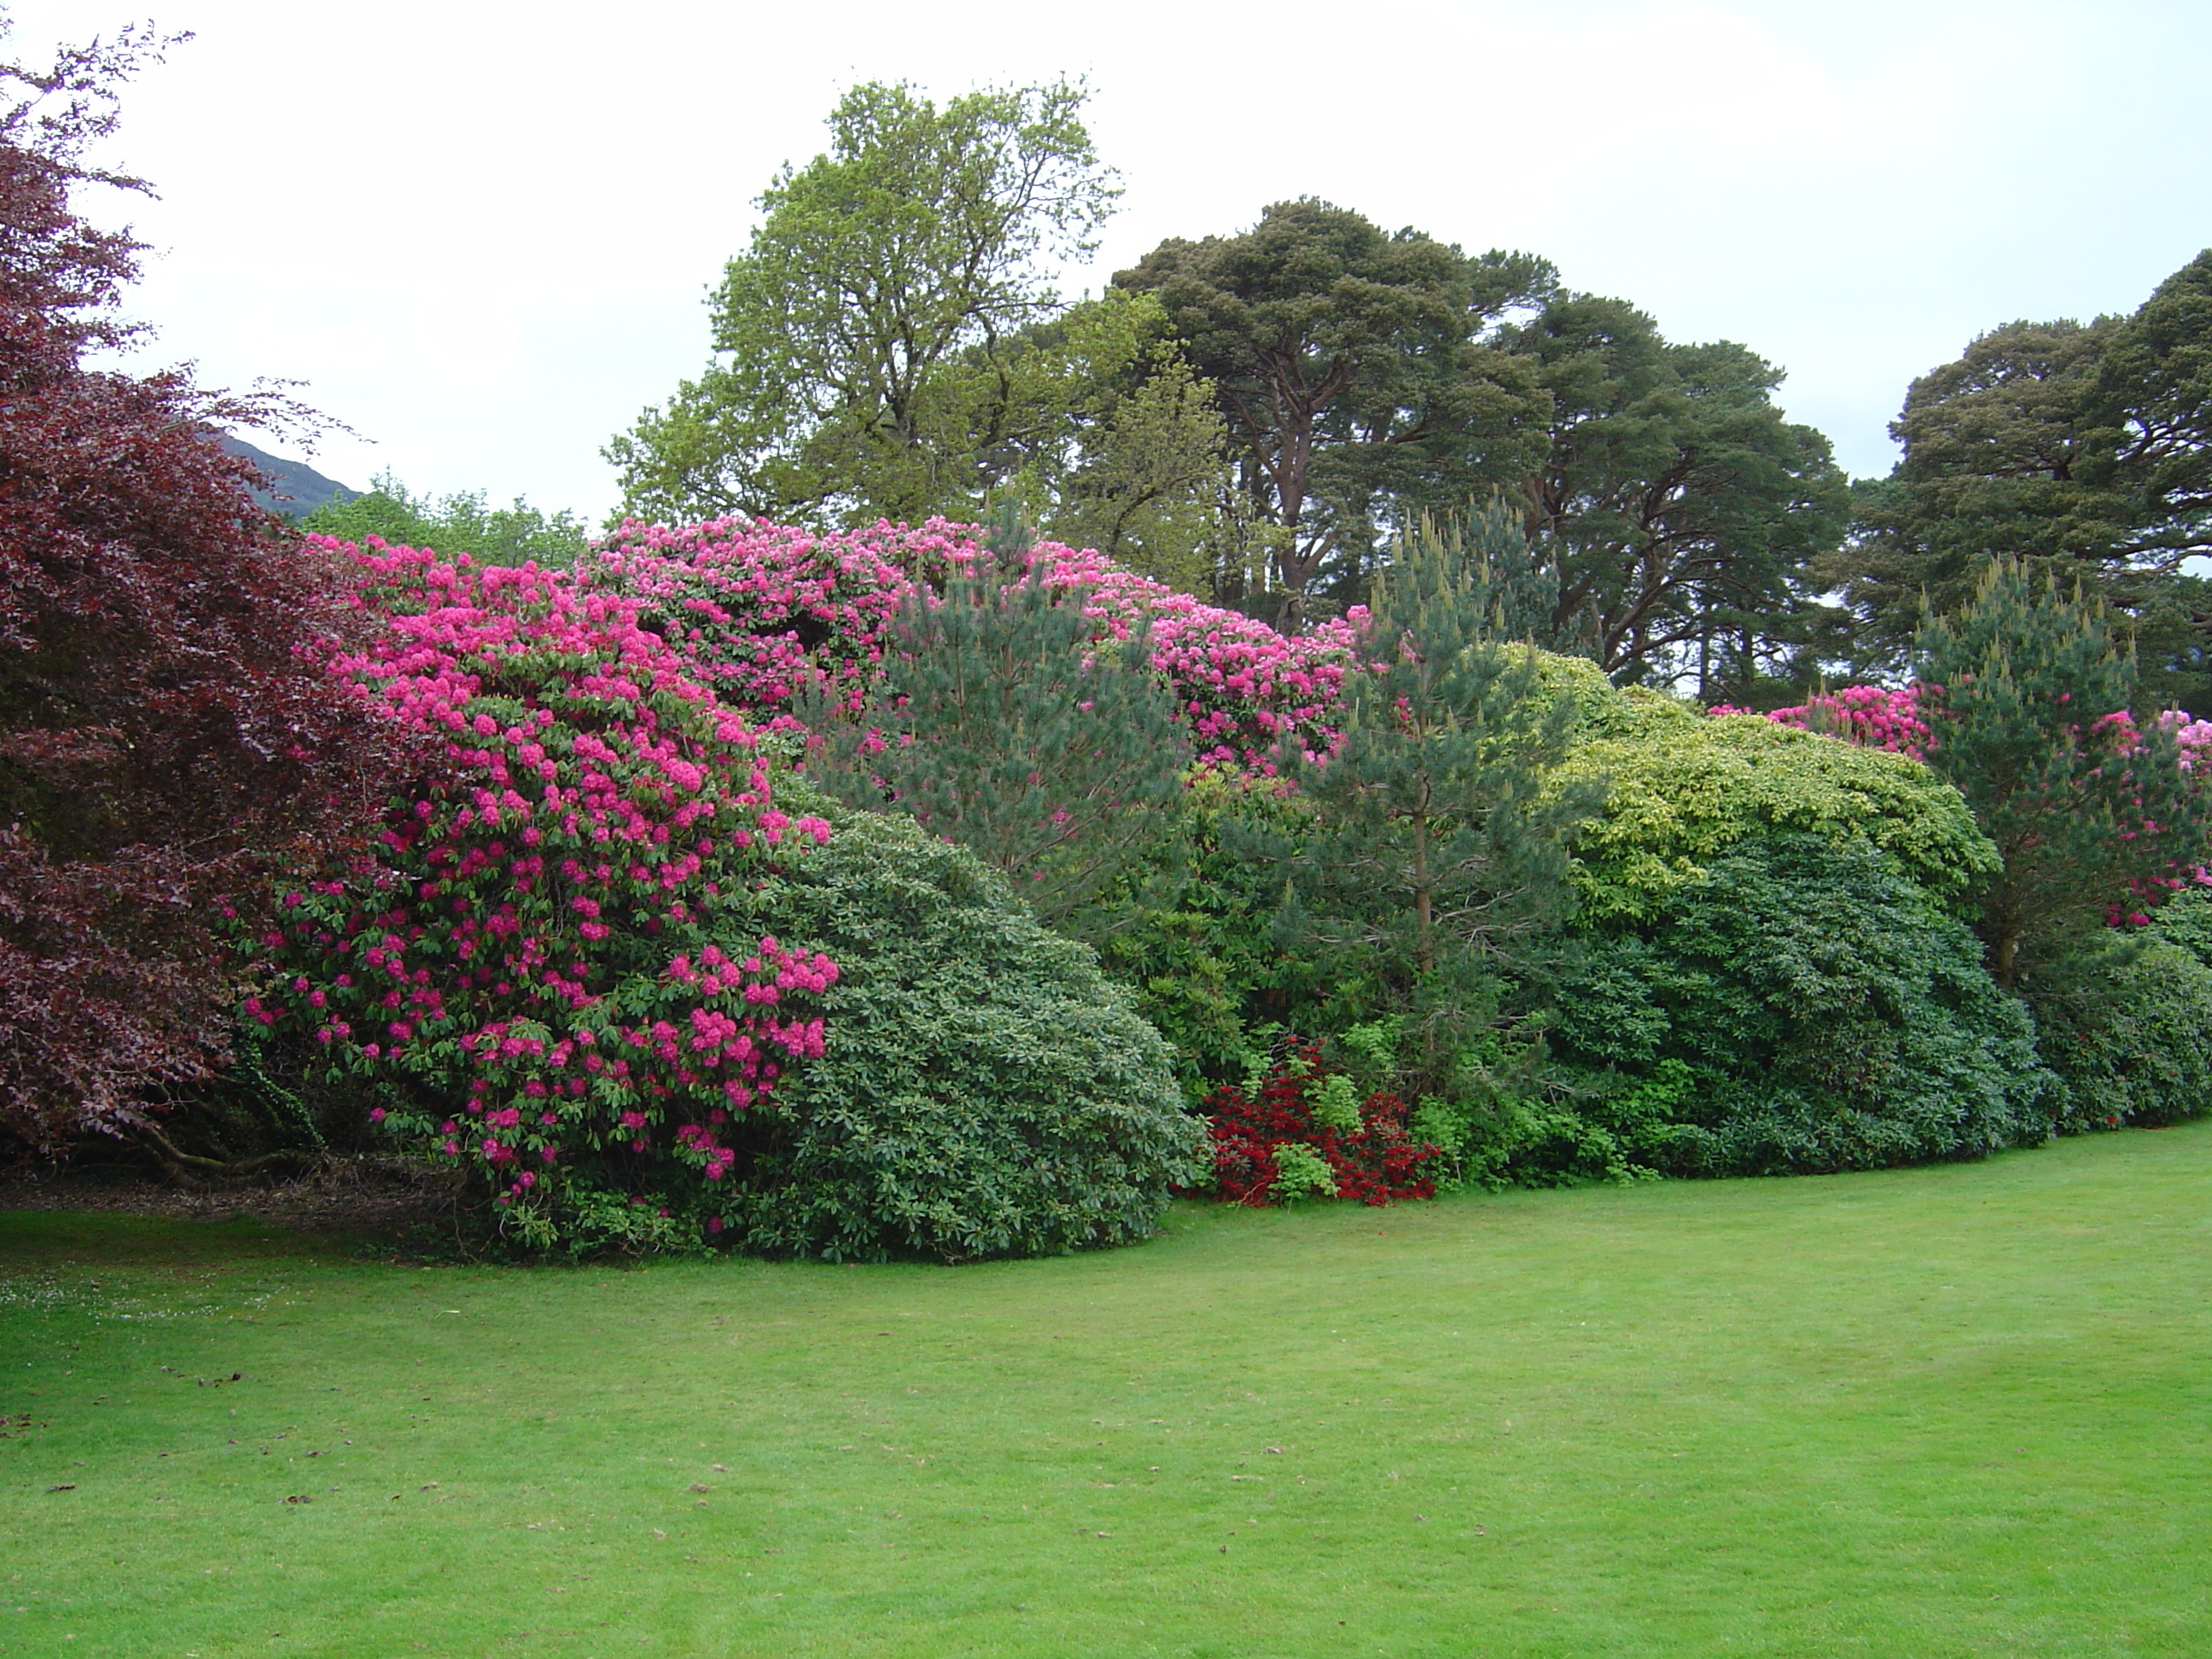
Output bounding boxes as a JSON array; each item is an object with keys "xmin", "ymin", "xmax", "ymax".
[
  {"xmin": 1725, "ymin": 683, "xmax": 2212, "ymax": 926},
  {"xmin": 579, "ymin": 515, "xmax": 1362, "ymax": 771},
  {"xmin": 1027, "ymin": 544, "xmax": 1363, "ymax": 769},
  {"xmin": 584, "ymin": 517, "xmax": 946, "ymax": 712},
  {"xmin": 1726, "ymin": 684, "xmax": 1934, "ymax": 756},
  {"xmin": 252, "ymin": 538, "xmax": 840, "ymax": 1249},
  {"xmin": 1203, "ymin": 1039, "xmax": 1441, "ymax": 1206}
]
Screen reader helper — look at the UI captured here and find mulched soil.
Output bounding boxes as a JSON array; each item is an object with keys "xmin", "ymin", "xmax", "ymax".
[{"xmin": 0, "ymin": 1155, "xmax": 471, "ymax": 1245}]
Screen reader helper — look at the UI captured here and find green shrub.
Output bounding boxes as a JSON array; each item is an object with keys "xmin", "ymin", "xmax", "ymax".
[
  {"xmin": 1553, "ymin": 696, "xmax": 2000, "ymax": 923},
  {"xmin": 2031, "ymin": 928, "xmax": 2212, "ymax": 1131},
  {"xmin": 1095, "ymin": 769, "xmax": 1326, "ymax": 1096},
  {"xmin": 1541, "ymin": 833, "xmax": 2052, "ymax": 1176},
  {"xmin": 1268, "ymin": 1141, "xmax": 1338, "ymax": 1202},
  {"xmin": 2143, "ymin": 888, "xmax": 2212, "ymax": 966},
  {"xmin": 723, "ymin": 808, "xmax": 1207, "ymax": 1260}
]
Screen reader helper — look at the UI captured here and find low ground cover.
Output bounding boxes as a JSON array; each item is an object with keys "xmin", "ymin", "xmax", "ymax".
[{"xmin": 4, "ymin": 1124, "xmax": 2210, "ymax": 1656}]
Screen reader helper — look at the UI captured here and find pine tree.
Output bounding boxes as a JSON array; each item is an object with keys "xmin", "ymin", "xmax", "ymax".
[
  {"xmin": 1916, "ymin": 557, "xmax": 2212, "ymax": 988},
  {"xmin": 1398, "ymin": 499, "xmax": 1566, "ymax": 647},
  {"xmin": 797, "ymin": 508, "xmax": 1192, "ymax": 938},
  {"xmin": 1273, "ymin": 508, "xmax": 1598, "ymax": 1078}
]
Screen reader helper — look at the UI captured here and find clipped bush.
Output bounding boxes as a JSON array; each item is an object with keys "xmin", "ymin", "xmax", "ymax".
[
  {"xmin": 1544, "ymin": 833, "xmax": 2052, "ymax": 1176},
  {"xmin": 722, "ymin": 808, "xmax": 1208, "ymax": 1260}
]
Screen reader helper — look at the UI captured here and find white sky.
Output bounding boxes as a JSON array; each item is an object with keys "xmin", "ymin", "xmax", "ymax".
[{"xmin": 20, "ymin": 0, "xmax": 2212, "ymax": 522}]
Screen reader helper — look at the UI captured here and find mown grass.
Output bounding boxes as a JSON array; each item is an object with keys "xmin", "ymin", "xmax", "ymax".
[{"xmin": 3, "ymin": 1121, "xmax": 2209, "ymax": 1657}]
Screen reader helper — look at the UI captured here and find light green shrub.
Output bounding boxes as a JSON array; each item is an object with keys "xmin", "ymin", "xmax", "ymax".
[
  {"xmin": 1549, "ymin": 692, "xmax": 1999, "ymax": 923},
  {"xmin": 1267, "ymin": 1141, "xmax": 1339, "ymax": 1202}
]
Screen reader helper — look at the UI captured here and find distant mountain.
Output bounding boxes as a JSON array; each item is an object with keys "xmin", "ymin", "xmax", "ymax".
[{"xmin": 219, "ymin": 434, "xmax": 360, "ymax": 520}]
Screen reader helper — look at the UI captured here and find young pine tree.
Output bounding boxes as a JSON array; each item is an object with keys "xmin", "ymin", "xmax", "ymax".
[
  {"xmin": 796, "ymin": 509, "xmax": 1192, "ymax": 939},
  {"xmin": 1916, "ymin": 556, "xmax": 2212, "ymax": 989},
  {"xmin": 1274, "ymin": 506, "xmax": 1598, "ymax": 1077}
]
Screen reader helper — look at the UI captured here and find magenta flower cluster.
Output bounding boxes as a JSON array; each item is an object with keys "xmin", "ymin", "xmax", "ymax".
[
  {"xmin": 585, "ymin": 515, "xmax": 1364, "ymax": 770},
  {"xmin": 248, "ymin": 538, "xmax": 837, "ymax": 1227},
  {"xmin": 1713, "ymin": 684, "xmax": 1935, "ymax": 757}
]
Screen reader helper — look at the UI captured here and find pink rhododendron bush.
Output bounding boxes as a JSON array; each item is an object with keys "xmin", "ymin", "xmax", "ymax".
[
  {"xmin": 252, "ymin": 536, "xmax": 1200, "ymax": 1257},
  {"xmin": 587, "ymin": 515, "xmax": 1361, "ymax": 769}
]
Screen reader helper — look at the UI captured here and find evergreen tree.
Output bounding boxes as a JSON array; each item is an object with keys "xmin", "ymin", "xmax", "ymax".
[
  {"xmin": 1272, "ymin": 509, "xmax": 1598, "ymax": 1083},
  {"xmin": 1916, "ymin": 557, "xmax": 2212, "ymax": 989},
  {"xmin": 1832, "ymin": 252, "xmax": 2212, "ymax": 700},
  {"xmin": 1398, "ymin": 498, "xmax": 1568, "ymax": 648},
  {"xmin": 1115, "ymin": 199, "xmax": 1554, "ymax": 627},
  {"xmin": 1501, "ymin": 293, "xmax": 1850, "ymax": 689},
  {"xmin": 796, "ymin": 509, "xmax": 1191, "ymax": 939}
]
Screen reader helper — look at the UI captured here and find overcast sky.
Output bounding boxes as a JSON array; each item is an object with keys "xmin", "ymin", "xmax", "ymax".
[{"xmin": 20, "ymin": 0, "xmax": 2212, "ymax": 522}]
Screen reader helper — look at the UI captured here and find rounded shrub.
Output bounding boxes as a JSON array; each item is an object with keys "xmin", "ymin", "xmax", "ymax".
[
  {"xmin": 723, "ymin": 806, "xmax": 1208, "ymax": 1261},
  {"xmin": 1543, "ymin": 832, "xmax": 2052, "ymax": 1177},
  {"xmin": 2032, "ymin": 890, "xmax": 2212, "ymax": 1129},
  {"xmin": 1553, "ymin": 693, "xmax": 2000, "ymax": 923},
  {"xmin": 253, "ymin": 539, "xmax": 843, "ymax": 1254}
]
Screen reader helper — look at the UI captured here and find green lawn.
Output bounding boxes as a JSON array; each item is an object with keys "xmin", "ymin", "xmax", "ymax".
[{"xmin": 3, "ymin": 1124, "xmax": 2209, "ymax": 1658}]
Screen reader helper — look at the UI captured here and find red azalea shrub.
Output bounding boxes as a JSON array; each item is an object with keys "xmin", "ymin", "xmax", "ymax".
[
  {"xmin": 1202, "ymin": 1039, "xmax": 1441, "ymax": 1207},
  {"xmin": 252, "ymin": 538, "xmax": 838, "ymax": 1247}
]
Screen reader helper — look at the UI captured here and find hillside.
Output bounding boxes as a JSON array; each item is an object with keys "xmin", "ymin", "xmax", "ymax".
[{"xmin": 218, "ymin": 434, "xmax": 359, "ymax": 520}]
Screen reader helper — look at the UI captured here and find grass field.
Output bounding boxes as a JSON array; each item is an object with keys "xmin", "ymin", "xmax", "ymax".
[{"xmin": 3, "ymin": 1122, "xmax": 2209, "ymax": 1658}]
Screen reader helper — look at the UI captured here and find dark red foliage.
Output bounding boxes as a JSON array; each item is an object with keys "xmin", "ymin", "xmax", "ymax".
[
  {"xmin": 0, "ymin": 18, "xmax": 406, "ymax": 1153},
  {"xmin": 1203, "ymin": 1038, "xmax": 1441, "ymax": 1207}
]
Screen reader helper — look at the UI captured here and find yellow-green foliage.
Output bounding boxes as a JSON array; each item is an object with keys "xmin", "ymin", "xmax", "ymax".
[{"xmin": 1539, "ymin": 667, "xmax": 1997, "ymax": 923}]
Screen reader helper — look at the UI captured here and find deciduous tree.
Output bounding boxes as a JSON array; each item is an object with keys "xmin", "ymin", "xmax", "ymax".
[
  {"xmin": 0, "ymin": 15, "xmax": 399, "ymax": 1158},
  {"xmin": 607, "ymin": 79, "xmax": 1123, "ymax": 528},
  {"xmin": 302, "ymin": 472, "xmax": 589, "ymax": 568}
]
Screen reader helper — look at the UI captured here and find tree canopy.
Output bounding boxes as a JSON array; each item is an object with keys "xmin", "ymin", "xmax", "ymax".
[
  {"xmin": 1829, "ymin": 249, "xmax": 2212, "ymax": 690},
  {"xmin": 1500, "ymin": 292, "xmax": 1850, "ymax": 690},
  {"xmin": 607, "ymin": 79, "xmax": 1126, "ymax": 528},
  {"xmin": 300, "ymin": 471, "xmax": 590, "ymax": 568},
  {"xmin": 0, "ymin": 16, "xmax": 399, "ymax": 1155},
  {"xmin": 1114, "ymin": 198, "xmax": 1555, "ymax": 628}
]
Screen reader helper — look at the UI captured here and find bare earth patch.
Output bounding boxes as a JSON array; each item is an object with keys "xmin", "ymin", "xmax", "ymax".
[{"xmin": 0, "ymin": 1155, "xmax": 468, "ymax": 1242}]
